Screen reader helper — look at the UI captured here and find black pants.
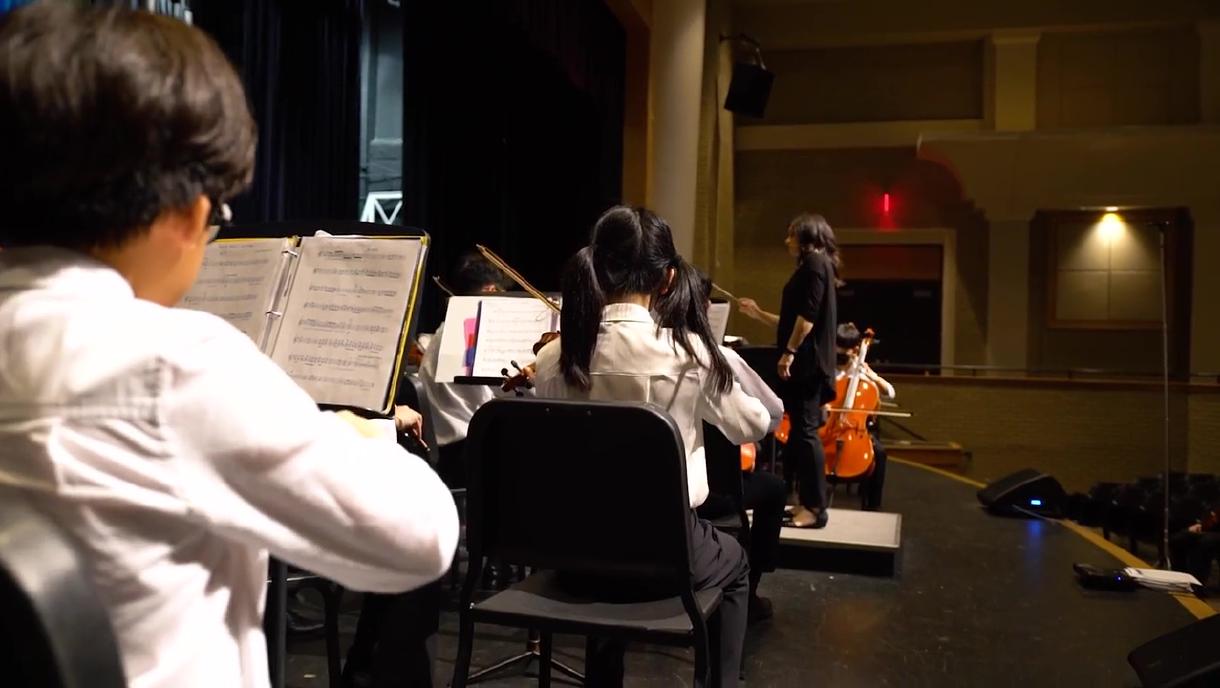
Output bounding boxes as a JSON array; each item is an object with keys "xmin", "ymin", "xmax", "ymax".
[
  {"xmin": 783, "ymin": 389, "xmax": 828, "ymax": 511},
  {"xmin": 696, "ymin": 470, "xmax": 787, "ymax": 594},
  {"xmin": 342, "ymin": 582, "xmax": 440, "ymax": 688},
  {"xmin": 1170, "ymin": 530, "xmax": 1220, "ymax": 584},
  {"xmin": 862, "ymin": 434, "xmax": 888, "ymax": 511},
  {"xmin": 437, "ymin": 439, "xmax": 467, "ymax": 490},
  {"xmin": 565, "ymin": 511, "xmax": 749, "ymax": 688}
]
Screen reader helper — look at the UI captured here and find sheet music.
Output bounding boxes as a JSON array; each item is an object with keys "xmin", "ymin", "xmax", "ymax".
[
  {"xmin": 708, "ymin": 301, "xmax": 731, "ymax": 344},
  {"xmin": 179, "ymin": 238, "xmax": 292, "ymax": 345},
  {"xmin": 271, "ymin": 236, "xmax": 423, "ymax": 410},
  {"xmin": 470, "ymin": 298, "xmax": 559, "ymax": 379}
]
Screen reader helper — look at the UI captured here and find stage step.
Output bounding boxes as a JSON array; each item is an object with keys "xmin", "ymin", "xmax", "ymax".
[
  {"xmin": 886, "ymin": 439, "xmax": 966, "ymax": 469},
  {"xmin": 774, "ymin": 508, "xmax": 902, "ymax": 577}
]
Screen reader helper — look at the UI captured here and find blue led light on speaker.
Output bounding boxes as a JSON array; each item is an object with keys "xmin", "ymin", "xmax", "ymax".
[{"xmin": 1030, "ymin": 498, "xmax": 1043, "ymax": 507}]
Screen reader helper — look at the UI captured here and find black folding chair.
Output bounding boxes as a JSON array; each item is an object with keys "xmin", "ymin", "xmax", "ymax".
[
  {"xmin": 701, "ymin": 421, "xmax": 752, "ymax": 549},
  {"xmin": 0, "ymin": 486, "xmax": 127, "ymax": 688},
  {"xmin": 736, "ymin": 345, "xmax": 784, "ymax": 474},
  {"xmin": 452, "ymin": 398, "xmax": 722, "ymax": 687}
]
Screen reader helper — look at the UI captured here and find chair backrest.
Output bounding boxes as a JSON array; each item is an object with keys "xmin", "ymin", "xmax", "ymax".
[
  {"xmin": 0, "ymin": 486, "xmax": 127, "ymax": 688},
  {"xmin": 396, "ymin": 372, "xmax": 440, "ymax": 467},
  {"xmin": 736, "ymin": 345, "xmax": 783, "ymax": 397},
  {"xmin": 464, "ymin": 398, "xmax": 694, "ymax": 583}
]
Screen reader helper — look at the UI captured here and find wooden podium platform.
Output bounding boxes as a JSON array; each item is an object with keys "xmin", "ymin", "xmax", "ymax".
[{"xmin": 774, "ymin": 508, "xmax": 903, "ymax": 577}]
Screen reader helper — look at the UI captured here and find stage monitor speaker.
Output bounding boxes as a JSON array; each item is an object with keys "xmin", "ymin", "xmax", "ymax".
[
  {"xmin": 1129, "ymin": 614, "xmax": 1220, "ymax": 687},
  {"xmin": 723, "ymin": 62, "xmax": 774, "ymax": 118},
  {"xmin": 976, "ymin": 468, "xmax": 1066, "ymax": 518}
]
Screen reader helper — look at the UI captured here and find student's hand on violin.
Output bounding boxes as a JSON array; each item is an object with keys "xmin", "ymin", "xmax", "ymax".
[
  {"xmin": 1190, "ymin": 523, "xmax": 1204, "ymax": 534},
  {"xmin": 777, "ymin": 351, "xmax": 794, "ymax": 381},
  {"xmin": 500, "ymin": 362, "xmax": 537, "ymax": 394},
  {"xmin": 393, "ymin": 405, "xmax": 428, "ymax": 449},
  {"xmin": 500, "ymin": 332, "xmax": 557, "ymax": 394}
]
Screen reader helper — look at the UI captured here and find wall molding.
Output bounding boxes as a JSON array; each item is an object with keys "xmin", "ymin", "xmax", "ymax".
[{"xmin": 736, "ymin": 119, "xmax": 985, "ymax": 151}]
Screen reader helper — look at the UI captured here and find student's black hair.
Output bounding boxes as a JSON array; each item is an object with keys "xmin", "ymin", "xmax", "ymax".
[
  {"xmin": 836, "ymin": 322, "xmax": 863, "ymax": 350},
  {"xmin": 559, "ymin": 206, "xmax": 733, "ymax": 394},
  {"xmin": 0, "ymin": 2, "xmax": 255, "ymax": 250},
  {"xmin": 449, "ymin": 251, "xmax": 509, "ymax": 295}
]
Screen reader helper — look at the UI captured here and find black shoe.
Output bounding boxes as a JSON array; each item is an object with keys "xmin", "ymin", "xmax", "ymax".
[
  {"xmin": 748, "ymin": 594, "xmax": 774, "ymax": 624},
  {"xmin": 812, "ymin": 510, "xmax": 829, "ymax": 529}
]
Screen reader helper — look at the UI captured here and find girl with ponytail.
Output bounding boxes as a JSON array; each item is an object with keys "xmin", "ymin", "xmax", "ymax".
[{"xmin": 532, "ymin": 205, "xmax": 771, "ymax": 688}]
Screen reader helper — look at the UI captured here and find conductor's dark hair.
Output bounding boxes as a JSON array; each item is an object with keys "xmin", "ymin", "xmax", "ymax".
[
  {"xmin": 450, "ymin": 252, "xmax": 508, "ymax": 295},
  {"xmin": 789, "ymin": 213, "xmax": 842, "ymax": 279},
  {"xmin": 0, "ymin": 1, "xmax": 256, "ymax": 250},
  {"xmin": 559, "ymin": 206, "xmax": 732, "ymax": 394}
]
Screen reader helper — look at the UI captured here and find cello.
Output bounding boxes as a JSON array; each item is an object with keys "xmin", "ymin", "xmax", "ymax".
[{"xmin": 819, "ymin": 328, "xmax": 880, "ymax": 480}]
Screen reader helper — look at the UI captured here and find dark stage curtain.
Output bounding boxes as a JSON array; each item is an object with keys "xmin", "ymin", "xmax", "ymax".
[
  {"xmin": 192, "ymin": 0, "xmax": 365, "ymax": 224},
  {"xmin": 403, "ymin": 0, "xmax": 625, "ymax": 328}
]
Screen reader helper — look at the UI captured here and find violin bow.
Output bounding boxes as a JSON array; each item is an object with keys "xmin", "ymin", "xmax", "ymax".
[
  {"xmin": 474, "ymin": 244, "xmax": 561, "ymax": 313},
  {"xmin": 711, "ymin": 282, "xmax": 736, "ymax": 300},
  {"xmin": 431, "ymin": 275, "xmax": 456, "ymax": 297}
]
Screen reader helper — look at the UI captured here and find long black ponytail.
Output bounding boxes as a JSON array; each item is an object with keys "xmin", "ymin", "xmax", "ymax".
[{"xmin": 559, "ymin": 206, "xmax": 733, "ymax": 394}]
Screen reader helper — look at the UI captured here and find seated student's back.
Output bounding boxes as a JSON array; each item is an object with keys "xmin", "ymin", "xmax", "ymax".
[{"xmin": 0, "ymin": 5, "xmax": 458, "ymax": 687}]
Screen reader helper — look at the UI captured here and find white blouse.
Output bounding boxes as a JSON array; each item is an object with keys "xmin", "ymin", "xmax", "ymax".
[{"xmin": 532, "ymin": 303, "xmax": 773, "ymax": 508}]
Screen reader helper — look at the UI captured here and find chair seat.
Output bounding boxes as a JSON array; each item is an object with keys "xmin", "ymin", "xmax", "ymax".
[
  {"xmin": 706, "ymin": 513, "xmax": 744, "ymax": 531},
  {"xmin": 470, "ymin": 570, "xmax": 721, "ymax": 642}
]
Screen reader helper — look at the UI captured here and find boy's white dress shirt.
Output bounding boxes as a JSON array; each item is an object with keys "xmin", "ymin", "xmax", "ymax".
[{"xmin": 0, "ymin": 247, "xmax": 459, "ymax": 688}]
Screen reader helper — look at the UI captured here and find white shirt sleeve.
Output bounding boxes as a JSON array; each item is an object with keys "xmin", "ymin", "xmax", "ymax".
[
  {"xmin": 162, "ymin": 326, "xmax": 459, "ymax": 593},
  {"xmin": 720, "ymin": 346, "xmax": 783, "ymax": 432},
  {"xmin": 696, "ymin": 347, "xmax": 771, "ymax": 446}
]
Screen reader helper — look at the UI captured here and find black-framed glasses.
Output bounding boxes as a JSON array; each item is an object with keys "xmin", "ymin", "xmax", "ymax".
[{"xmin": 206, "ymin": 199, "xmax": 232, "ymax": 243}]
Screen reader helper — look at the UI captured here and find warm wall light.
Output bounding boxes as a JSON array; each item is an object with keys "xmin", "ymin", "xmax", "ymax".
[
  {"xmin": 1098, "ymin": 212, "xmax": 1125, "ymax": 243},
  {"xmin": 1104, "ymin": 206, "xmax": 1119, "ymax": 212}
]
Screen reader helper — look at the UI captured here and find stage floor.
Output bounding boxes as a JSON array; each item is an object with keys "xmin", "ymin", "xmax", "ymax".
[{"xmin": 286, "ymin": 461, "xmax": 1205, "ymax": 687}]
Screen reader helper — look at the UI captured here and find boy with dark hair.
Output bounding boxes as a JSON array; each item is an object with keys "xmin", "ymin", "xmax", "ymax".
[
  {"xmin": 0, "ymin": 4, "xmax": 457, "ymax": 687},
  {"xmin": 834, "ymin": 322, "xmax": 894, "ymax": 511},
  {"xmin": 420, "ymin": 251, "xmax": 509, "ymax": 487}
]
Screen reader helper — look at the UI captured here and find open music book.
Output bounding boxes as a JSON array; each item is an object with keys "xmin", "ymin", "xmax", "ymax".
[
  {"xmin": 708, "ymin": 300, "xmax": 731, "ymax": 344},
  {"xmin": 432, "ymin": 295, "xmax": 560, "ymax": 383},
  {"xmin": 180, "ymin": 235, "xmax": 427, "ymax": 412}
]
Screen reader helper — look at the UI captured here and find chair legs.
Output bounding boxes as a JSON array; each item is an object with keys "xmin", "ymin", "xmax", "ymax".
[
  {"xmin": 451, "ymin": 616, "xmax": 475, "ymax": 688},
  {"xmin": 323, "ymin": 585, "xmax": 344, "ymax": 688},
  {"xmin": 692, "ymin": 628, "xmax": 711, "ymax": 688},
  {"xmin": 538, "ymin": 632, "xmax": 552, "ymax": 688}
]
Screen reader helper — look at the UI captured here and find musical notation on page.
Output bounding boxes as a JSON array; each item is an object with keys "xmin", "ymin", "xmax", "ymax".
[
  {"xmin": 271, "ymin": 236, "xmax": 421, "ymax": 409},
  {"xmin": 470, "ymin": 298, "xmax": 559, "ymax": 379},
  {"xmin": 179, "ymin": 238, "xmax": 290, "ymax": 343}
]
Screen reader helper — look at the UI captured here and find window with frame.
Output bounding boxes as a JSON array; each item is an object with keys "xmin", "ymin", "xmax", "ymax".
[{"xmin": 1047, "ymin": 211, "xmax": 1165, "ymax": 330}]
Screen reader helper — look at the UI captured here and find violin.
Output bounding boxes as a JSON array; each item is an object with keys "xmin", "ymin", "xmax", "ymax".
[{"xmin": 819, "ymin": 328, "xmax": 880, "ymax": 480}]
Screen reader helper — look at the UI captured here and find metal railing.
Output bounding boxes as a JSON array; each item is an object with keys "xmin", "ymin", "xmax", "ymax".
[{"xmin": 869, "ymin": 361, "xmax": 1220, "ymax": 385}]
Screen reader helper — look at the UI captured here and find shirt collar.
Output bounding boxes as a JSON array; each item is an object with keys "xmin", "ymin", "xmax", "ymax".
[
  {"xmin": 0, "ymin": 246, "xmax": 135, "ymax": 299},
  {"xmin": 601, "ymin": 302, "xmax": 654, "ymax": 324}
]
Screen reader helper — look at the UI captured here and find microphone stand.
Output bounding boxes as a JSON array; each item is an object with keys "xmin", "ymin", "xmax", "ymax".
[{"xmin": 1155, "ymin": 221, "xmax": 1172, "ymax": 570}]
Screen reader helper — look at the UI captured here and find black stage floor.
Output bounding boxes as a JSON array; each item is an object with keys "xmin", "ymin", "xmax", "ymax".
[{"xmin": 287, "ymin": 461, "xmax": 1204, "ymax": 687}]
